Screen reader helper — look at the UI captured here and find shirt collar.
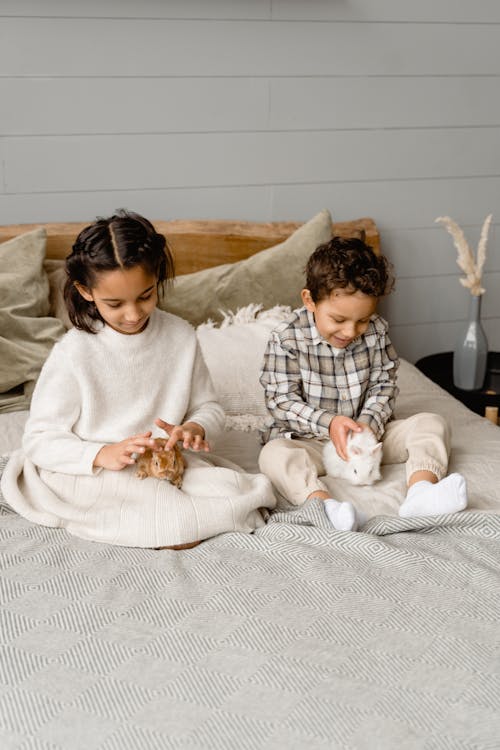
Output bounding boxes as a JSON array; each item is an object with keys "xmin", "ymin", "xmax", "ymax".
[{"xmin": 304, "ymin": 308, "xmax": 324, "ymax": 346}]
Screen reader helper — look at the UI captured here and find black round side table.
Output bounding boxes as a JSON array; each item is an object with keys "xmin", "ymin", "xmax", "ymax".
[{"xmin": 415, "ymin": 351, "xmax": 500, "ymax": 423}]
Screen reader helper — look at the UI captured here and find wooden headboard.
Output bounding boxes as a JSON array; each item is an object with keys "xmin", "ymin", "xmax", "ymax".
[{"xmin": 0, "ymin": 217, "xmax": 379, "ymax": 275}]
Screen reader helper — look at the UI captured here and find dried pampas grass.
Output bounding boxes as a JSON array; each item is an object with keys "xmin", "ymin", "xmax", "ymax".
[{"xmin": 435, "ymin": 214, "xmax": 492, "ymax": 296}]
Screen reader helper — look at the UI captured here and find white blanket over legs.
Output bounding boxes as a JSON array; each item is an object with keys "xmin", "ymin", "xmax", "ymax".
[{"xmin": 1, "ymin": 450, "xmax": 276, "ymax": 547}]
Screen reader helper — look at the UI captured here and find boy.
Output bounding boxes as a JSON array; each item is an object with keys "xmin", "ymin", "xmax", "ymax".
[{"xmin": 259, "ymin": 237, "xmax": 467, "ymax": 531}]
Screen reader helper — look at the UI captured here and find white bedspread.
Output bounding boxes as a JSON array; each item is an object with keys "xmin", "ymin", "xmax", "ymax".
[{"xmin": 1, "ymin": 359, "xmax": 500, "ymax": 747}]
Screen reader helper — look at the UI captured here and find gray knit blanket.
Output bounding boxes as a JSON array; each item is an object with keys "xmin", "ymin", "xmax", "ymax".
[{"xmin": 1, "ymin": 455, "xmax": 499, "ymax": 749}]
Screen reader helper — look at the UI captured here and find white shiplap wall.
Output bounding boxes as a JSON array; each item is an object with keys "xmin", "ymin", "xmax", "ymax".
[{"xmin": 1, "ymin": 0, "xmax": 499, "ymax": 362}]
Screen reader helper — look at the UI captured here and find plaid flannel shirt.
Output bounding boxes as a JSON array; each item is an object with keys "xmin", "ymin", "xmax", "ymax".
[{"xmin": 259, "ymin": 307, "xmax": 399, "ymax": 443}]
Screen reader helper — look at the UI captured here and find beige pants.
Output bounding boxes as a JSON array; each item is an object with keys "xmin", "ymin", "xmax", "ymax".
[{"xmin": 258, "ymin": 412, "xmax": 450, "ymax": 507}]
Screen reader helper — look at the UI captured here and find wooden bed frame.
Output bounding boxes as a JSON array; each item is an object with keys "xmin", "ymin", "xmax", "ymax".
[{"xmin": 0, "ymin": 217, "xmax": 380, "ymax": 274}]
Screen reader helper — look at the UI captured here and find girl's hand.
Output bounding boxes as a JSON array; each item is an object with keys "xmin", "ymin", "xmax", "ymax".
[
  {"xmin": 93, "ymin": 431, "xmax": 154, "ymax": 471},
  {"xmin": 328, "ymin": 416, "xmax": 362, "ymax": 461},
  {"xmin": 155, "ymin": 418, "xmax": 210, "ymax": 452}
]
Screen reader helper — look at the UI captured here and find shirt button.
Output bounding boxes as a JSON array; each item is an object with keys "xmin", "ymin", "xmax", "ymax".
[{"xmin": 341, "ymin": 394, "xmax": 347, "ymax": 400}]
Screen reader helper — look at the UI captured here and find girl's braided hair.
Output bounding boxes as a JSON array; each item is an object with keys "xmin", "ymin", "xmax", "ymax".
[
  {"xmin": 64, "ymin": 210, "xmax": 175, "ymax": 333},
  {"xmin": 305, "ymin": 236, "xmax": 395, "ymax": 302}
]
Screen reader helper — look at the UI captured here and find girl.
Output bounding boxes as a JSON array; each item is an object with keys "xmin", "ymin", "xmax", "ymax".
[{"xmin": 1, "ymin": 211, "xmax": 275, "ymax": 548}]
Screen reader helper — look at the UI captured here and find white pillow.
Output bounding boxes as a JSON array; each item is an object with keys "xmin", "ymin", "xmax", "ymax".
[{"xmin": 196, "ymin": 303, "xmax": 292, "ymax": 430}]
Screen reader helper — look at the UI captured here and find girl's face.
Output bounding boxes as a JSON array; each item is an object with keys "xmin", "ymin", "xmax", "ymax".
[
  {"xmin": 302, "ymin": 287, "xmax": 377, "ymax": 348},
  {"xmin": 76, "ymin": 265, "xmax": 158, "ymax": 335}
]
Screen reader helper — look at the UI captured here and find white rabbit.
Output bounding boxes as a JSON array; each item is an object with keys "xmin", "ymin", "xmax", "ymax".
[{"xmin": 323, "ymin": 429, "xmax": 383, "ymax": 486}]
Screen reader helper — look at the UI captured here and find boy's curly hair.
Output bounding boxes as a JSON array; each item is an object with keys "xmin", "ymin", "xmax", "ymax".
[{"xmin": 305, "ymin": 236, "xmax": 395, "ymax": 302}]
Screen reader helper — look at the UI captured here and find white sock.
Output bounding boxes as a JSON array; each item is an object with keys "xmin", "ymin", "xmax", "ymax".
[
  {"xmin": 399, "ymin": 473, "xmax": 468, "ymax": 518},
  {"xmin": 324, "ymin": 499, "xmax": 357, "ymax": 531}
]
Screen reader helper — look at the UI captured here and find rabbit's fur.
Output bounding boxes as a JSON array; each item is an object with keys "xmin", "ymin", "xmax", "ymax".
[
  {"xmin": 323, "ymin": 429, "xmax": 382, "ymax": 486},
  {"xmin": 135, "ymin": 437, "xmax": 186, "ymax": 488}
]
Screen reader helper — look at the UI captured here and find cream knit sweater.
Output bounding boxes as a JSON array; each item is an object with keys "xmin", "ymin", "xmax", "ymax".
[
  {"xmin": 22, "ymin": 308, "xmax": 225, "ymax": 475},
  {"xmin": 3, "ymin": 310, "xmax": 276, "ymax": 546}
]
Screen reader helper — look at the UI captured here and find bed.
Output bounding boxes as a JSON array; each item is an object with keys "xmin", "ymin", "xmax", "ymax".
[{"xmin": 1, "ymin": 210, "xmax": 500, "ymax": 749}]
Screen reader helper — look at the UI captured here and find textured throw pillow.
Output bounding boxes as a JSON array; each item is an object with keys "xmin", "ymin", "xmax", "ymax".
[
  {"xmin": 161, "ymin": 209, "xmax": 333, "ymax": 326},
  {"xmin": 196, "ymin": 303, "xmax": 292, "ymax": 430},
  {"xmin": 44, "ymin": 259, "xmax": 72, "ymax": 329},
  {"xmin": 0, "ymin": 229, "xmax": 66, "ymax": 413}
]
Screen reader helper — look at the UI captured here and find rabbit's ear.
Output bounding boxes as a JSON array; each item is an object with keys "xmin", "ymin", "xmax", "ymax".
[{"xmin": 371, "ymin": 443, "xmax": 383, "ymax": 455}]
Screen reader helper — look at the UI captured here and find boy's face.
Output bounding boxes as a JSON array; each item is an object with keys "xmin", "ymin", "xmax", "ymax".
[{"xmin": 302, "ymin": 287, "xmax": 378, "ymax": 348}]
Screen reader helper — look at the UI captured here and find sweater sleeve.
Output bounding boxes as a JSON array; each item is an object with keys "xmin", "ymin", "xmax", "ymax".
[
  {"xmin": 184, "ymin": 342, "xmax": 225, "ymax": 447},
  {"xmin": 22, "ymin": 343, "xmax": 105, "ymax": 475}
]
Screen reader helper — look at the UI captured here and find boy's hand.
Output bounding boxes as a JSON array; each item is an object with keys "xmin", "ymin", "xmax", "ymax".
[
  {"xmin": 328, "ymin": 417, "xmax": 362, "ymax": 461},
  {"xmin": 155, "ymin": 418, "xmax": 210, "ymax": 452},
  {"xmin": 93, "ymin": 431, "xmax": 154, "ymax": 471},
  {"xmin": 356, "ymin": 422, "xmax": 377, "ymax": 439}
]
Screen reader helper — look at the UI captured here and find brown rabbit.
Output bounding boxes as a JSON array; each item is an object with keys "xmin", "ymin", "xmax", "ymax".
[{"xmin": 135, "ymin": 437, "xmax": 186, "ymax": 488}]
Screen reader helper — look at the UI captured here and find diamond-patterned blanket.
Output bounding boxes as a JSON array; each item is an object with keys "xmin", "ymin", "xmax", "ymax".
[{"xmin": 1, "ymin": 457, "xmax": 499, "ymax": 749}]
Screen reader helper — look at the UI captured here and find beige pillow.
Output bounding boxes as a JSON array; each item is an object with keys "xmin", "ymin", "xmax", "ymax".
[
  {"xmin": 196, "ymin": 304, "xmax": 293, "ymax": 428},
  {"xmin": 44, "ymin": 259, "xmax": 72, "ymax": 329},
  {"xmin": 160, "ymin": 209, "xmax": 333, "ymax": 326},
  {"xmin": 0, "ymin": 229, "xmax": 66, "ymax": 413}
]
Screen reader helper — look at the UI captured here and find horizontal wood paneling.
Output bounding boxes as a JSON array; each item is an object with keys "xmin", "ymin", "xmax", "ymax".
[
  {"xmin": 0, "ymin": 135, "xmax": 4, "ymax": 188},
  {"xmin": 1, "ymin": 19, "xmax": 499, "ymax": 76},
  {"xmin": 1, "ymin": 178, "xmax": 498, "ymax": 231},
  {"xmin": 4, "ymin": 128, "xmax": 500, "ymax": 193},
  {"xmin": 383, "ymin": 226, "xmax": 500, "ymax": 277},
  {"xmin": 0, "ymin": 140, "xmax": 4, "ymax": 195},
  {"xmin": 382, "ymin": 271, "xmax": 500, "ymax": 327},
  {"xmin": 1, "ymin": 185, "xmax": 499, "ymax": 244},
  {"xmin": 0, "ymin": 0, "xmax": 272, "ymax": 19},
  {"xmin": 389, "ymin": 318, "xmax": 500, "ymax": 364},
  {"xmin": 271, "ymin": 0, "xmax": 500, "ymax": 23},
  {"xmin": 4, "ymin": 76, "xmax": 500, "ymax": 136},
  {"xmin": 4, "ymin": 0, "xmax": 500, "ymax": 23},
  {"xmin": 269, "ymin": 77, "xmax": 500, "ymax": 130},
  {"xmin": 0, "ymin": 186, "xmax": 274, "ymax": 224},
  {"xmin": 0, "ymin": 78, "xmax": 269, "ymax": 136},
  {"xmin": 272, "ymin": 177, "xmax": 500, "ymax": 229},
  {"xmin": 2, "ymin": 4, "xmax": 500, "ymax": 363}
]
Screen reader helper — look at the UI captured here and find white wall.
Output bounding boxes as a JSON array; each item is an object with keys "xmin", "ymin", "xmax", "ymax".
[{"xmin": 1, "ymin": 0, "xmax": 499, "ymax": 362}]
